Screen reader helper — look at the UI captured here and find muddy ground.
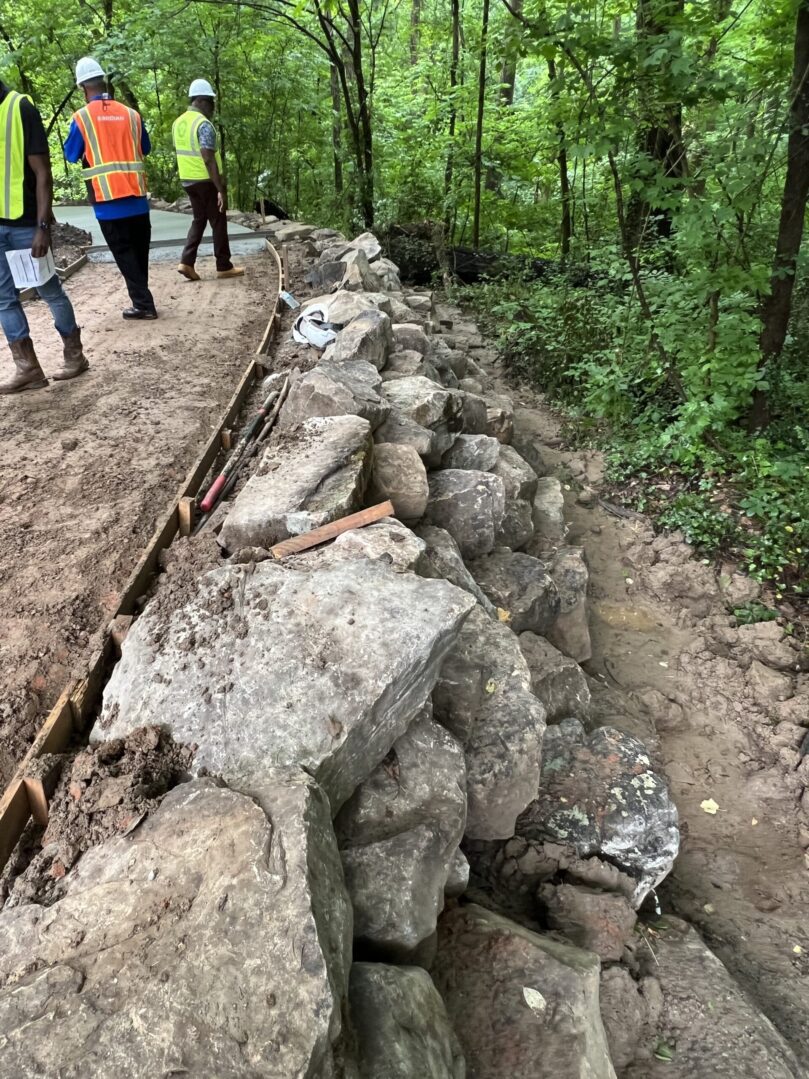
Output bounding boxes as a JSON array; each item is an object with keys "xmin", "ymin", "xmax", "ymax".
[
  {"xmin": 496, "ymin": 375, "xmax": 809, "ymax": 1067},
  {"xmin": 0, "ymin": 251, "xmax": 275, "ymax": 787}
]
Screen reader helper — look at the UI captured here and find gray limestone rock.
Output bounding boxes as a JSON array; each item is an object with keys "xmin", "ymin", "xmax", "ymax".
[
  {"xmin": 351, "ymin": 230, "xmax": 383, "ymax": 262},
  {"xmin": 459, "ymin": 391, "xmax": 489, "ymax": 435},
  {"xmin": 375, "ymin": 257, "xmax": 404, "ymax": 292},
  {"xmin": 322, "ymin": 308, "xmax": 393, "ymax": 370},
  {"xmin": 392, "ymin": 323, "xmax": 431, "ymax": 356},
  {"xmin": 350, "ymin": 964, "xmax": 465, "ymax": 1079},
  {"xmin": 383, "ymin": 377, "xmax": 464, "ymax": 465},
  {"xmin": 382, "ymin": 349, "xmax": 442, "ymax": 384},
  {"xmin": 539, "ymin": 882, "xmax": 637, "ymax": 961},
  {"xmin": 432, "ymin": 904, "xmax": 617, "ymax": 1079},
  {"xmin": 219, "ymin": 415, "xmax": 372, "ymax": 551},
  {"xmin": 533, "ymin": 476, "xmax": 568, "ymax": 544},
  {"xmin": 341, "ymin": 248, "xmax": 384, "ymax": 292},
  {"xmin": 546, "ymin": 546, "xmax": 591, "ymax": 662},
  {"xmin": 517, "ymin": 720, "xmax": 679, "ymax": 905},
  {"xmin": 95, "ymin": 558, "xmax": 475, "ymax": 814},
  {"xmin": 468, "ymin": 548, "xmax": 561, "ymax": 635},
  {"xmin": 434, "ymin": 606, "xmax": 546, "ymax": 840},
  {"xmin": 404, "ymin": 293, "xmax": 435, "ymax": 319},
  {"xmin": 369, "ymin": 442, "xmax": 430, "ymax": 521},
  {"xmin": 336, "ymin": 707, "xmax": 467, "ymax": 957},
  {"xmin": 441, "ymin": 433, "xmax": 501, "ymax": 471},
  {"xmin": 305, "ymin": 260, "xmax": 345, "ymax": 291},
  {"xmin": 444, "ymin": 848, "xmax": 470, "ymax": 898},
  {"xmin": 0, "ymin": 778, "xmax": 352, "ymax": 1077},
  {"xmin": 628, "ymin": 916, "xmax": 801, "ymax": 1079},
  {"xmin": 519, "ymin": 631, "xmax": 591, "ymax": 722},
  {"xmin": 415, "ymin": 523, "xmax": 496, "ymax": 615},
  {"xmin": 296, "ymin": 518, "xmax": 426, "ymax": 574},
  {"xmin": 374, "ymin": 409, "xmax": 435, "ymax": 461},
  {"xmin": 492, "ymin": 444, "xmax": 539, "ymax": 550},
  {"xmin": 279, "ymin": 360, "xmax": 390, "ymax": 431},
  {"xmin": 485, "ymin": 393, "xmax": 515, "ymax": 444},
  {"xmin": 423, "ymin": 470, "xmax": 506, "ymax": 560},
  {"xmin": 272, "ymin": 221, "xmax": 316, "ymax": 242}
]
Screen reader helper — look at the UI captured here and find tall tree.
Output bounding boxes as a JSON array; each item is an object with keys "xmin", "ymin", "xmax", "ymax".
[{"xmin": 472, "ymin": 0, "xmax": 490, "ymax": 248}]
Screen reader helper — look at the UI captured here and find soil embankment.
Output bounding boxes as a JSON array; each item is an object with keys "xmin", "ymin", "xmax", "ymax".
[{"xmin": 0, "ymin": 254, "xmax": 274, "ymax": 785}]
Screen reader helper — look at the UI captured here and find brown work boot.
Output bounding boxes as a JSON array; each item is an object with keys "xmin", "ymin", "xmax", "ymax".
[
  {"xmin": 53, "ymin": 327, "xmax": 89, "ymax": 381},
  {"xmin": 178, "ymin": 262, "xmax": 201, "ymax": 282},
  {"xmin": 217, "ymin": 266, "xmax": 245, "ymax": 279},
  {"xmin": 0, "ymin": 338, "xmax": 48, "ymax": 394}
]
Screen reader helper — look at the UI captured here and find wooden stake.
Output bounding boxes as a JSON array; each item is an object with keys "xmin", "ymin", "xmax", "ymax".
[
  {"xmin": 178, "ymin": 496, "xmax": 194, "ymax": 537},
  {"xmin": 269, "ymin": 501, "xmax": 394, "ymax": 560},
  {"xmin": 23, "ymin": 778, "xmax": 49, "ymax": 827},
  {"xmin": 221, "ymin": 428, "xmax": 233, "ymax": 450}
]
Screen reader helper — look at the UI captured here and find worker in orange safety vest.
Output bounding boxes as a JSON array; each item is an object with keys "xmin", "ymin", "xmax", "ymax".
[{"xmin": 64, "ymin": 57, "xmax": 157, "ymax": 319}]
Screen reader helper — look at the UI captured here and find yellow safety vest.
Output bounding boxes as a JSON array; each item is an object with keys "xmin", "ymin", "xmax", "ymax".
[
  {"xmin": 0, "ymin": 91, "xmax": 29, "ymax": 220},
  {"xmin": 172, "ymin": 110, "xmax": 222, "ymax": 182}
]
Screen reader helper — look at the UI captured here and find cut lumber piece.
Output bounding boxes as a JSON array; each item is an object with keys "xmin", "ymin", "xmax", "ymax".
[{"xmin": 270, "ymin": 501, "xmax": 395, "ymax": 559}]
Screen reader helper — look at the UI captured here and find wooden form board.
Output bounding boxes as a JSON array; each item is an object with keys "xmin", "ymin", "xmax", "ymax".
[{"xmin": 0, "ymin": 243, "xmax": 284, "ymax": 872}]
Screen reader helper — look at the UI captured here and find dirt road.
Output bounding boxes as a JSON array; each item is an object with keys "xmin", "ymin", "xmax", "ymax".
[{"xmin": 0, "ymin": 253, "xmax": 274, "ymax": 787}]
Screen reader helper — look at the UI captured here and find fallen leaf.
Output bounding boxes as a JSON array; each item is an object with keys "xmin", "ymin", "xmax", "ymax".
[
  {"xmin": 703, "ymin": 903, "xmax": 715, "ymax": 914},
  {"xmin": 485, "ymin": 679, "xmax": 497, "ymax": 694},
  {"xmin": 793, "ymin": 945, "xmax": 803, "ymax": 955},
  {"xmin": 700, "ymin": 798, "xmax": 720, "ymax": 815},
  {"xmin": 497, "ymin": 607, "xmax": 511, "ymax": 623},
  {"xmin": 751, "ymin": 818, "xmax": 758, "ymax": 826}
]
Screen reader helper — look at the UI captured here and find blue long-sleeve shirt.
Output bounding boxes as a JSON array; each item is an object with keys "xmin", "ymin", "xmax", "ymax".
[{"xmin": 64, "ymin": 96, "xmax": 151, "ymax": 221}]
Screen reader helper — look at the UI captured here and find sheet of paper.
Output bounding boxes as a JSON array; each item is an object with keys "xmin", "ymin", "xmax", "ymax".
[{"xmin": 6, "ymin": 247, "xmax": 56, "ymax": 289}]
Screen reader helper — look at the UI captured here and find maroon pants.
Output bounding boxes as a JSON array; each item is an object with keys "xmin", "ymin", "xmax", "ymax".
[{"xmin": 180, "ymin": 181, "xmax": 233, "ymax": 271}]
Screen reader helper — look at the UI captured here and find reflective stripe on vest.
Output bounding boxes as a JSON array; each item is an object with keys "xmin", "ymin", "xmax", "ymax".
[
  {"xmin": 73, "ymin": 99, "xmax": 147, "ymax": 202},
  {"xmin": 0, "ymin": 91, "xmax": 28, "ymax": 220},
  {"xmin": 172, "ymin": 110, "xmax": 222, "ymax": 181}
]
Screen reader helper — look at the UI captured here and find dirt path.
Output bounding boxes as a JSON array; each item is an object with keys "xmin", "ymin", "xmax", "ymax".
[
  {"xmin": 0, "ymin": 254, "xmax": 274, "ymax": 787},
  {"xmin": 479, "ymin": 364, "xmax": 809, "ymax": 1065}
]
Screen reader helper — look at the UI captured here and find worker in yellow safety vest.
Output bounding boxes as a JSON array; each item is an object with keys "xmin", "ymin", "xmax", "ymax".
[
  {"xmin": 0, "ymin": 80, "xmax": 88, "ymax": 393},
  {"xmin": 65, "ymin": 57, "xmax": 157, "ymax": 319},
  {"xmin": 173, "ymin": 79, "xmax": 244, "ymax": 282}
]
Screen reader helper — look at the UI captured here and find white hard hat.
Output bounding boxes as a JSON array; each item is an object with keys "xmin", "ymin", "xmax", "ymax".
[
  {"xmin": 189, "ymin": 78, "xmax": 216, "ymax": 98},
  {"xmin": 75, "ymin": 57, "xmax": 106, "ymax": 86}
]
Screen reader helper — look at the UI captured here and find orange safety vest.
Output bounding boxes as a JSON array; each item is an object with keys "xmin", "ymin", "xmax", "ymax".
[{"xmin": 72, "ymin": 98, "xmax": 147, "ymax": 202}]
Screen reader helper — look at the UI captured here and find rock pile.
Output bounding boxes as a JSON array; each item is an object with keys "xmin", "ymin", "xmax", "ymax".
[{"xmin": 0, "ymin": 224, "xmax": 796, "ymax": 1077}]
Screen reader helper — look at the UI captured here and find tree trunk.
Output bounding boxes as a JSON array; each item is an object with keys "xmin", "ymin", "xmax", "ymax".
[
  {"xmin": 627, "ymin": 0, "xmax": 686, "ymax": 246},
  {"xmin": 499, "ymin": 0, "xmax": 522, "ymax": 106},
  {"xmin": 444, "ymin": 0, "xmax": 461, "ymax": 237},
  {"xmin": 750, "ymin": 0, "xmax": 809, "ymax": 428},
  {"xmin": 330, "ymin": 63, "xmax": 344, "ymax": 197},
  {"xmin": 347, "ymin": 0, "xmax": 374, "ymax": 226},
  {"xmin": 548, "ymin": 59, "xmax": 572, "ymax": 261},
  {"xmin": 410, "ymin": 0, "xmax": 422, "ymax": 66},
  {"xmin": 472, "ymin": 0, "xmax": 490, "ymax": 248}
]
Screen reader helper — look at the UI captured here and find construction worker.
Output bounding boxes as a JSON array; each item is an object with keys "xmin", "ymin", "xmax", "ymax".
[
  {"xmin": 173, "ymin": 80, "xmax": 244, "ymax": 282},
  {"xmin": 64, "ymin": 57, "xmax": 157, "ymax": 320},
  {"xmin": 0, "ymin": 80, "xmax": 88, "ymax": 393}
]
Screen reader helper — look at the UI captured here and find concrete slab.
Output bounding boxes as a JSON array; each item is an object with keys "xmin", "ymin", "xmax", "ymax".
[{"xmin": 54, "ymin": 206, "xmax": 254, "ymax": 247}]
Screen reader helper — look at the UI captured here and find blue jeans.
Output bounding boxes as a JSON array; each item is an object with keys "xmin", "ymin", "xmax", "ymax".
[{"xmin": 0, "ymin": 225, "xmax": 78, "ymax": 344}]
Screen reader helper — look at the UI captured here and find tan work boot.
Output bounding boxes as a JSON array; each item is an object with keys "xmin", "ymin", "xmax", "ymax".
[
  {"xmin": 217, "ymin": 266, "xmax": 245, "ymax": 279},
  {"xmin": 178, "ymin": 263, "xmax": 201, "ymax": 282},
  {"xmin": 0, "ymin": 338, "xmax": 48, "ymax": 394},
  {"xmin": 53, "ymin": 327, "xmax": 89, "ymax": 381}
]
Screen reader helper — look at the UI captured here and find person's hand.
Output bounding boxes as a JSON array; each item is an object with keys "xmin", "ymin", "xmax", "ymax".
[
  {"xmin": 31, "ymin": 227, "xmax": 49, "ymax": 258},
  {"xmin": 217, "ymin": 190, "xmax": 226, "ymax": 213}
]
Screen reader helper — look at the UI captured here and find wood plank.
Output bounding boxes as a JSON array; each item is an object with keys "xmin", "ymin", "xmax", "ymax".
[
  {"xmin": 23, "ymin": 778, "xmax": 49, "ymax": 827},
  {"xmin": 0, "ymin": 783, "xmax": 32, "ymax": 871},
  {"xmin": 178, "ymin": 496, "xmax": 195, "ymax": 537},
  {"xmin": 269, "ymin": 501, "xmax": 395, "ymax": 559},
  {"xmin": 221, "ymin": 428, "xmax": 233, "ymax": 450}
]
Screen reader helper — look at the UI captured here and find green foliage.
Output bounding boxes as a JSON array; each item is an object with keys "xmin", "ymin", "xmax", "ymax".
[{"xmin": 733, "ymin": 601, "xmax": 780, "ymax": 626}]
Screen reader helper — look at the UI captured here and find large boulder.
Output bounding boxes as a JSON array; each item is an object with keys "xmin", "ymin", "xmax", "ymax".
[
  {"xmin": 519, "ymin": 631, "xmax": 591, "ymax": 722},
  {"xmin": 0, "ymin": 778, "xmax": 352, "ymax": 1077},
  {"xmin": 279, "ymin": 360, "xmax": 389, "ymax": 431},
  {"xmin": 546, "ymin": 546, "xmax": 591, "ymax": 662},
  {"xmin": 368, "ymin": 442, "xmax": 429, "ymax": 521},
  {"xmin": 492, "ymin": 444, "xmax": 538, "ymax": 550},
  {"xmin": 423, "ymin": 470, "xmax": 506, "ymax": 560},
  {"xmin": 296, "ymin": 518, "xmax": 426, "ymax": 575},
  {"xmin": 468, "ymin": 548, "xmax": 561, "ymax": 635},
  {"xmin": 94, "ymin": 559, "xmax": 475, "ymax": 814},
  {"xmin": 392, "ymin": 323, "xmax": 431, "ymax": 357},
  {"xmin": 533, "ymin": 476, "xmax": 567, "ymax": 545},
  {"xmin": 516, "ymin": 719, "xmax": 679, "ymax": 906},
  {"xmin": 460, "ymin": 391, "xmax": 489, "ymax": 435},
  {"xmin": 441, "ymin": 433, "xmax": 501, "ymax": 471},
  {"xmin": 382, "ymin": 377, "xmax": 464, "ymax": 465},
  {"xmin": 375, "ymin": 257, "xmax": 403, "ymax": 292},
  {"xmin": 433, "ymin": 605, "xmax": 546, "ymax": 839},
  {"xmin": 485, "ymin": 394, "xmax": 514, "ymax": 444},
  {"xmin": 415, "ymin": 523, "xmax": 496, "ymax": 615},
  {"xmin": 626, "ymin": 917, "xmax": 801, "ymax": 1079},
  {"xmin": 340, "ymin": 247, "xmax": 384, "ymax": 292},
  {"xmin": 351, "ymin": 230, "xmax": 383, "ymax": 262},
  {"xmin": 219, "ymin": 414, "xmax": 372, "ymax": 551},
  {"xmin": 432, "ymin": 904, "xmax": 617, "ymax": 1079},
  {"xmin": 335, "ymin": 706, "xmax": 466, "ymax": 957},
  {"xmin": 382, "ymin": 349, "xmax": 442, "ymax": 384},
  {"xmin": 350, "ymin": 964, "xmax": 465, "ymax": 1078},
  {"xmin": 322, "ymin": 308, "xmax": 393, "ymax": 370},
  {"xmin": 538, "ymin": 882, "xmax": 637, "ymax": 962},
  {"xmin": 375, "ymin": 409, "xmax": 435, "ymax": 461}
]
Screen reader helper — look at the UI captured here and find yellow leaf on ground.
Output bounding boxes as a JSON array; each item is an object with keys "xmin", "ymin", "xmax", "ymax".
[
  {"xmin": 497, "ymin": 608, "xmax": 511, "ymax": 622},
  {"xmin": 700, "ymin": 798, "xmax": 719, "ymax": 815}
]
